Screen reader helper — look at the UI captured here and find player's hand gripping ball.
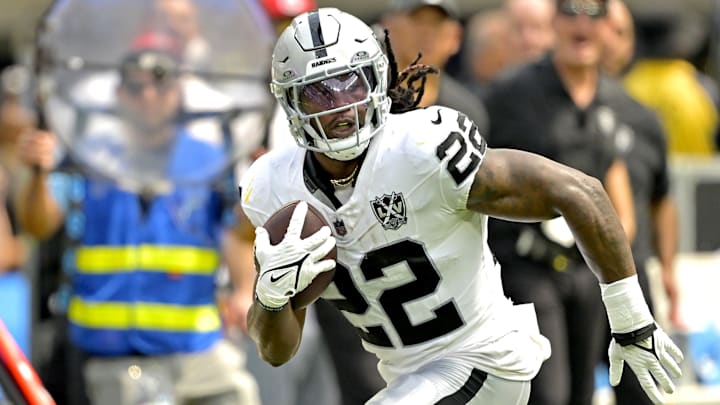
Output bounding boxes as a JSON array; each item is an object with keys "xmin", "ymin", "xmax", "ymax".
[{"xmin": 254, "ymin": 201, "xmax": 337, "ymax": 310}]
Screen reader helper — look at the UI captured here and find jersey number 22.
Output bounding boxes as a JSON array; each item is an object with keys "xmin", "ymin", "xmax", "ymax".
[{"xmin": 328, "ymin": 239, "xmax": 465, "ymax": 348}]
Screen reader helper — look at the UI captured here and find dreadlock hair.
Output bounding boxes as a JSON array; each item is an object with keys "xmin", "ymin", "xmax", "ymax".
[{"xmin": 383, "ymin": 29, "xmax": 438, "ymax": 114}]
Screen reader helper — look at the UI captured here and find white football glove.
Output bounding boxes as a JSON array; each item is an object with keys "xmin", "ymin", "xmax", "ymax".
[
  {"xmin": 254, "ymin": 201, "xmax": 336, "ymax": 311},
  {"xmin": 608, "ymin": 327, "xmax": 684, "ymax": 404},
  {"xmin": 602, "ymin": 275, "xmax": 684, "ymax": 404}
]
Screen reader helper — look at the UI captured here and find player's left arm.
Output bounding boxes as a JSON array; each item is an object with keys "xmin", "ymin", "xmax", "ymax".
[
  {"xmin": 467, "ymin": 147, "xmax": 634, "ymax": 283},
  {"xmin": 467, "ymin": 148, "xmax": 683, "ymax": 404}
]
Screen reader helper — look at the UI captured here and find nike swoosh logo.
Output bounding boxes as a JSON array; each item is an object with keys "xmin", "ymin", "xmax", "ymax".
[
  {"xmin": 263, "ymin": 254, "xmax": 310, "ymax": 287},
  {"xmin": 431, "ymin": 109, "xmax": 442, "ymax": 125},
  {"xmin": 270, "ymin": 270, "xmax": 293, "ymax": 283}
]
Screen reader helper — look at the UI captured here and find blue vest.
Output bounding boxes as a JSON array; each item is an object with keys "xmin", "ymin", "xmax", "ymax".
[{"xmin": 57, "ymin": 130, "xmax": 231, "ymax": 355}]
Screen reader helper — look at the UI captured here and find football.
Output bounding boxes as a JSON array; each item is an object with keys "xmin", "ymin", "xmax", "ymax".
[{"xmin": 261, "ymin": 200, "xmax": 337, "ymax": 309}]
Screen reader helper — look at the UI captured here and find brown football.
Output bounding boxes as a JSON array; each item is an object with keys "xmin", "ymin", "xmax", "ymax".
[{"xmin": 261, "ymin": 200, "xmax": 336, "ymax": 309}]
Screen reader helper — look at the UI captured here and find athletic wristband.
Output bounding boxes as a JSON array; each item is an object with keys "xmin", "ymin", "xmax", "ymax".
[
  {"xmin": 600, "ymin": 275, "xmax": 654, "ymax": 334},
  {"xmin": 612, "ymin": 323, "xmax": 657, "ymax": 346},
  {"xmin": 255, "ymin": 294, "xmax": 288, "ymax": 312}
]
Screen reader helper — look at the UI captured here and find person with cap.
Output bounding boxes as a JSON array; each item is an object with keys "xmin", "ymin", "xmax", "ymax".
[
  {"xmin": 599, "ymin": 2, "xmax": 683, "ymax": 404},
  {"xmin": 15, "ymin": 31, "xmax": 261, "ymax": 405},
  {"xmin": 380, "ymin": 0, "xmax": 489, "ymax": 134},
  {"xmin": 482, "ymin": 0, "xmax": 647, "ymax": 404}
]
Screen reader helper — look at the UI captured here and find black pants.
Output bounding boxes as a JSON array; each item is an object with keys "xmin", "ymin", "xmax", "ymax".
[
  {"xmin": 35, "ymin": 317, "xmax": 91, "ymax": 405},
  {"xmin": 600, "ymin": 264, "xmax": 655, "ymax": 405},
  {"xmin": 502, "ymin": 260, "xmax": 605, "ymax": 405}
]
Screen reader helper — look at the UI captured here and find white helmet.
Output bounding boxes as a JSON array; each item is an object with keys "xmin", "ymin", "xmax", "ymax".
[{"xmin": 270, "ymin": 8, "xmax": 390, "ymax": 161}]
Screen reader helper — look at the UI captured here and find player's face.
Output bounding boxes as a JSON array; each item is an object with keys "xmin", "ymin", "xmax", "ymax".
[
  {"xmin": 553, "ymin": 0, "xmax": 608, "ymax": 68},
  {"xmin": 297, "ymin": 70, "xmax": 369, "ymax": 139},
  {"xmin": 117, "ymin": 68, "xmax": 181, "ymax": 135}
]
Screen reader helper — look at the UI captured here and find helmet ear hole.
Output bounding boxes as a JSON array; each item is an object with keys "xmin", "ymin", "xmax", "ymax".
[{"xmin": 370, "ymin": 109, "xmax": 379, "ymax": 128}]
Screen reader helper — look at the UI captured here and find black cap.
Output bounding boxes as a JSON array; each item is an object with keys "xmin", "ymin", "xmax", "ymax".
[
  {"xmin": 120, "ymin": 31, "xmax": 181, "ymax": 81},
  {"xmin": 388, "ymin": 0, "xmax": 460, "ymax": 19},
  {"xmin": 120, "ymin": 51, "xmax": 179, "ymax": 82}
]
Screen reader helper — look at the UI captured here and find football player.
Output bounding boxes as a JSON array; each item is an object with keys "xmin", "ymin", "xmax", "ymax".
[{"xmin": 240, "ymin": 7, "xmax": 682, "ymax": 404}]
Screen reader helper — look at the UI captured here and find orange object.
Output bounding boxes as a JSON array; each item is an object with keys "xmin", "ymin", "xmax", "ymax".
[
  {"xmin": 261, "ymin": 0, "xmax": 317, "ymax": 20},
  {"xmin": 0, "ymin": 319, "xmax": 55, "ymax": 405}
]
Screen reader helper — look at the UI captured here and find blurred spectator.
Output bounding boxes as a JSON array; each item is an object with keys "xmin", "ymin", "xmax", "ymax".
[
  {"xmin": 505, "ymin": 0, "xmax": 556, "ymax": 63},
  {"xmin": 600, "ymin": 0, "xmax": 634, "ymax": 77},
  {"xmin": 381, "ymin": 0, "xmax": 489, "ymax": 134},
  {"xmin": 0, "ymin": 66, "xmax": 32, "ymax": 358},
  {"xmin": 483, "ymin": 0, "xmax": 638, "ymax": 404},
  {"xmin": 0, "ymin": 92, "xmax": 30, "ymax": 274},
  {"xmin": 261, "ymin": 0, "xmax": 316, "ymax": 32},
  {"xmin": 152, "ymin": 0, "xmax": 211, "ymax": 69},
  {"xmin": 623, "ymin": 3, "xmax": 719, "ymax": 156},
  {"xmin": 598, "ymin": 3, "xmax": 682, "ymax": 403},
  {"xmin": 0, "ymin": 170, "xmax": 19, "ymax": 272},
  {"xmin": 16, "ymin": 36, "xmax": 260, "ymax": 405},
  {"xmin": 462, "ymin": 8, "xmax": 520, "ymax": 97}
]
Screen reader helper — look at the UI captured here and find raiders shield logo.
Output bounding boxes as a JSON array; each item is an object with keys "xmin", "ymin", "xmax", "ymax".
[{"xmin": 370, "ymin": 192, "xmax": 407, "ymax": 230}]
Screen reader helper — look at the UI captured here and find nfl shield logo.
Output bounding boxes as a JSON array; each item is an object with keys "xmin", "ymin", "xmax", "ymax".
[
  {"xmin": 370, "ymin": 192, "xmax": 407, "ymax": 230},
  {"xmin": 333, "ymin": 218, "xmax": 347, "ymax": 236}
]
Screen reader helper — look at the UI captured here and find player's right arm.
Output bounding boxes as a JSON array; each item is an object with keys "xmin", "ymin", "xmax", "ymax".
[
  {"xmin": 246, "ymin": 204, "xmax": 334, "ymax": 366},
  {"xmin": 247, "ymin": 294, "xmax": 307, "ymax": 367},
  {"xmin": 241, "ymin": 158, "xmax": 335, "ymax": 366},
  {"xmin": 242, "ymin": 203, "xmax": 309, "ymax": 367}
]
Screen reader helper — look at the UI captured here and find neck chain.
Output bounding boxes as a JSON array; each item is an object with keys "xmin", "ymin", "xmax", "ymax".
[{"xmin": 330, "ymin": 164, "xmax": 359, "ymax": 189}]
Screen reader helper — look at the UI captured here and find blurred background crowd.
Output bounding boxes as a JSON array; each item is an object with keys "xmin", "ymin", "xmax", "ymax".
[{"xmin": 0, "ymin": 0, "xmax": 719, "ymax": 404}]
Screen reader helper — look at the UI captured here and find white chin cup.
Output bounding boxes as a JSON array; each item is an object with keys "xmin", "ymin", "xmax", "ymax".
[
  {"xmin": 320, "ymin": 126, "xmax": 372, "ymax": 161},
  {"xmin": 323, "ymin": 139, "xmax": 370, "ymax": 161}
]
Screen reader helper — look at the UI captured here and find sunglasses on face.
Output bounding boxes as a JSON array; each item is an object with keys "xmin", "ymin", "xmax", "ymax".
[
  {"xmin": 558, "ymin": 1, "xmax": 607, "ymax": 19},
  {"xmin": 122, "ymin": 74, "xmax": 177, "ymax": 96}
]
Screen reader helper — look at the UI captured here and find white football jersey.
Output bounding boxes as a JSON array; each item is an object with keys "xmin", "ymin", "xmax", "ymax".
[{"xmin": 241, "ymin": 106, "xmax": 550, "ymax": 382}]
